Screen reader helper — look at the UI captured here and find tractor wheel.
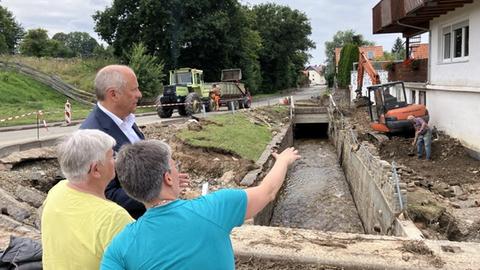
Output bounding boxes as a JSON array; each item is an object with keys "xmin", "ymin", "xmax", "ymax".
[
  {"xmin": 178, "ymin": 106, "xmax": 187, "ymax": 116},
  {"xmin": 185, "ymin": 93, "xmax": 202, "ymax": 115},
  {"xmin": 205, "ymin": 99, "xmax": 214, "ymax": 112},
  {"xmin": 243, "ymin": 97, "xmax": 251, "ymax": 109},
  {"xmin": 238, "ymin": 99, "xmax": 244, "ymax": 109},
  {"xmin": 157, "ymin": 106, "xmax": 173, "ymax": 118}
]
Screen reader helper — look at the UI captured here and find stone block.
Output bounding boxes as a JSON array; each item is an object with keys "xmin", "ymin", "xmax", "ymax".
[
  {"xmin": 14, "ymin": 186, "xmax": 45, "ymax": 208},
  {"xmin": 0, "ymin": 188, "xmax": 33, "ymax": 223}
]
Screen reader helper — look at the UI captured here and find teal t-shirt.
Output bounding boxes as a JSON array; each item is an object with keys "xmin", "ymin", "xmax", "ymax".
[{"xmin": 101, "ymin": 189, "xmax": 247, "ymax": 270}]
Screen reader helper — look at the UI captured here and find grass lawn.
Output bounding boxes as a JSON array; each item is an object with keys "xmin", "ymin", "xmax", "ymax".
[
  {"xmin": 177, "ymin": 113, "xmax": 272, "ymax": 161},
  {"xmin": 0, "ymin": 70, "xmax": 93, "ymax": 127}
]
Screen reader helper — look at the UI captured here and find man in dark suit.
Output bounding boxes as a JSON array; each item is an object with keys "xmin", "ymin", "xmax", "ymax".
[{"xmin": 80, "ymin": 65, "xmax": 147, "ymax": 219}]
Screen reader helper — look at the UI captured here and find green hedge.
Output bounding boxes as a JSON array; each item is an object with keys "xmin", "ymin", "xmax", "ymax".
[{"xmin": 337, "ymin": 43, "xmax": 359, "ymax": 88}]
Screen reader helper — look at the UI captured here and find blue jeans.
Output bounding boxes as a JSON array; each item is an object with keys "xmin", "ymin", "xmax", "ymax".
[{"xmin": 417, "ymin": 128, "xmax": 432, "ymax": 160}]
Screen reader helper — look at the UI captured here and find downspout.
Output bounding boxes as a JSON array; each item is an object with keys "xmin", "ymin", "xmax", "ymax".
[{"xmin": 396, "ymin": 21, "xmax": 429, "ymax": 32}]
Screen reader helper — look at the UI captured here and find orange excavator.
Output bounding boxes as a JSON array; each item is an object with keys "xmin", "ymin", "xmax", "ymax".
[{"xmin": 355, "ymin": 52, "xmax": 429, "ymax": 133}]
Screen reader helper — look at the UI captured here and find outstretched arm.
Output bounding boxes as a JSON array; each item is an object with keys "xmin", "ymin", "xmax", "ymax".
[{"xmin": 244, "ymin": 147, "xmax": 300, "ymax": 220}]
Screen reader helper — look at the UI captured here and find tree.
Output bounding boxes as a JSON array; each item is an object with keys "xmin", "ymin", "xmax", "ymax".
[
  {"xmin": 19, "ymin": 28, "xmax": 50, "ymax": 57},
  {"xmin": 391, "ymin": 37, "xmax": 405, "ymax": 60},
  {"xmin": 251, "ymin": 3, "xmax": 315, "ymax": 92},
  {"xmin": 324, "ymin": 30, "xmax": 374, "ymax": 87},
  {"xmin": 126, "ymin": 42, "xmax": 165, "ymax": 99},
  {"xmin": 52, "ymin": 31, "xmax": 99, "ymax": 57},
  {"xmin": 66, "ymin": 32, "xmax": 99, "ymax": 57},
  {"xmin": 94, "ymin": 0, "xmax": 266, "ymax": 93},
  {"xmin": 0, "ymin": 5, "xmax": 24, "ymax": 54},
  {"xmin": 337, "ymin": 43, "xmax": 359, "ymax": 88}
]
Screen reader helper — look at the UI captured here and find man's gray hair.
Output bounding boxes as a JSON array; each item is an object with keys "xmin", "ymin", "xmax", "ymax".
[
  {"xmin": 57, "ymin": 129, "xmax": 116, "ymax": 182},
  {"xmin": 115, "ymin": 140, "xmax": 172, "ymax": 203},
  {"xmin": 94, "ymin": 65, "xmax": 133, "ymax": 101}
]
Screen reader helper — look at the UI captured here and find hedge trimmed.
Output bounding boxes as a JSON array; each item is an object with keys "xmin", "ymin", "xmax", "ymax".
[{"xmin": 337, "ymin": 43, "xmax": 359, "ymax": 88}]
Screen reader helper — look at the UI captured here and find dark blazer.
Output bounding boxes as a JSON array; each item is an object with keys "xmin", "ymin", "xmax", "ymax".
[{"xmin": 80, "ymin": 105, "xmax": 146, "ymax": 219}]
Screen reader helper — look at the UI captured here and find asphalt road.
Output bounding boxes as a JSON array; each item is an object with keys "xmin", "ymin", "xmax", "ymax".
[{"xmin": 0, "ymin": 86, "xmax": 325, "ymax": 147}]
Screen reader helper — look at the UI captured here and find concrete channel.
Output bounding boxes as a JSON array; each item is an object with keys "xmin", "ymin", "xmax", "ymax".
[{"xmin": 234, "ymin": 97, "xmax": 480, "ymax": 269}]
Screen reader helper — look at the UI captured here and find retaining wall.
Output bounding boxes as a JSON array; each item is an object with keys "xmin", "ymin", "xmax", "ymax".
[
  {"xmin": 327, "ymin": 100, "xmax": 422, "ymax": 238},
  {"xmin": 247, "ymin": 124, "xmax": 293, "ymax": 226}
]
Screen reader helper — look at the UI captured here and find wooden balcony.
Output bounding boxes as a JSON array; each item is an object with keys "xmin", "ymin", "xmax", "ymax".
[{"xmin": 373, "ymin": 0, "xmax": 474, "ymax": 37}]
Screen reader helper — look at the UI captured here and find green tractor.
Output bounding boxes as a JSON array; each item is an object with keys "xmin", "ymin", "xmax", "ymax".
[
  {"xmin": 156, "ymin": 68, "xmax": 211, "ymax": 118},
  {"xmin": 156, "ymin": 68, "xmax": 251, "ymax": 118}
]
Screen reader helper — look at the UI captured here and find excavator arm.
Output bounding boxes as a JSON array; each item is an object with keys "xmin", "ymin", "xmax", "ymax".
[{"xmin": 356, "ymin": 51, "xmax": 381, "ymax": 99}]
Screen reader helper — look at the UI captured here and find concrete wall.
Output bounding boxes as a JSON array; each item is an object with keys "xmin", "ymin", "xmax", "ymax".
[
  {"xmin": 327, "ymin": 105, "xmax": 421, "ymax": 237},
  {"xmin": 252, "ymin": 124, "xmax": 293, "ymax": 226},
  {"xmin": 350, "ymin": 70, "xmax": 388, "ymax": 101},
  {"xmin": 233, "ymin": 225, "xmax": 480, "ymax": 270}
]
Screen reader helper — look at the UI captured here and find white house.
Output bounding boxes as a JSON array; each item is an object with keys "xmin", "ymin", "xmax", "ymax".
[
  {"xmin": 305, "ymin": 66, "xmax": 326, "ymax": 86},
  {"xmin": 373, "ymin": 0, "xmax": 480, "ymax": 159}
]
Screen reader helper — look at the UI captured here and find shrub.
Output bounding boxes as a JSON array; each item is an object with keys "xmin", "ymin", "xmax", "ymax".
[
  {"xmin": 337, "ymin": 43, "xmax": 359, "ymax": 88},
  {"xmin": 385, "ymin": 61, "xmax": 395, "ymax": 72},
  {"xmin": 125, "ymin": 43, "xmax": 165, "ymax": 100}
]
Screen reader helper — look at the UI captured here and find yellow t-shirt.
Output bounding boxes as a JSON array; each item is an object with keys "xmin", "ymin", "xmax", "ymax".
[{"xmin": 41, "ymin": 180, "xmax": 134, "ymax": 270}]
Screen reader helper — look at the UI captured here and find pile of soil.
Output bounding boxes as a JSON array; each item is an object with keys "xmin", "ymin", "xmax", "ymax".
[{"xmin": 379, "ymin": 134, "xmax": 479, "ymax": 186}]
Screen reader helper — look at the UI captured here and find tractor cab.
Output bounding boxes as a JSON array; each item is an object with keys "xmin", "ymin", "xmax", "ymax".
[
  {"xmin": 368, "ymin": 81, "xmax": 408, "ymax": 120},
  {"xmin": 367, "ymin": 81, "xmax": 428, "ymax": 133},
  {"xmin": 167, "ymin": 68, "xmax": 205, "ymax": 97}
]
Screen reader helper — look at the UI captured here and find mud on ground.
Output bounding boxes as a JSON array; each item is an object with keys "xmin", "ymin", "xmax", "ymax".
[
  {"xmin": 0, "ymin": 106, "xmax": 289, "ymax": 250},
  {"xmin": 334, "ymin": 89, "xmax": 480, "ymax": 242}
]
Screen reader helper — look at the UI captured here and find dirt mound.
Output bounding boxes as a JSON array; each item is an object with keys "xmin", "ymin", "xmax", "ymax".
[{"xmin": 379, "ymin": 134, "xmax": 479, "ymax": 186}]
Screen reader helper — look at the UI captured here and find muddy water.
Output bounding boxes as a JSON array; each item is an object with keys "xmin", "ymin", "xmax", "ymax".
[{"xmin": 270, "ymin": 139, "xmax": 364, "ymax": 233}]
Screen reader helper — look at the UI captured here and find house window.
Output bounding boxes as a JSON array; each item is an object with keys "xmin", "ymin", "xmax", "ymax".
[
  {"xmin": 411, "ymin": 90, "xmax": 416, "ymax": 104},
  {"xmin": 442, "ymin": 20, "xmax": 469, "ymax": 62},
  {"xmin": 367, "ymin": 51, "xmax": 374, "ymax": 59},
  {"xmin": 419, "ymin": 91, "xmax": 426, "ymax": 105}
]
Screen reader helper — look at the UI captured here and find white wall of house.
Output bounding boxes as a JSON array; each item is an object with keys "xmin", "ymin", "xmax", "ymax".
[
  {"xmin": 430, "ymin": 1, "xmax": 480, "ymax": 88},
  {"xmin": 426, "ymin": 1, "xmax": 480, "ymax": 156},
  {"xmin": 350, "ymin": 70, "xmax": 388, "ymax": 101},
  {"xmin": 308, "ymin": 70, "xmax": 326, "ymax": 85}
]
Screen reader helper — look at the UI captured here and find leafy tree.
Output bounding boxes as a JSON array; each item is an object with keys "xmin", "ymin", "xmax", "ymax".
[
  {"xmin": 52, "ymin": 31, "xmax": 99, "ymax": 57},
  {"xmin": 0, "ymin": 35, "xmax": 7, "ymax": 54},
  {"xmin": 251, "ymin": 3, "xmax": 315, "ymax": 92},
  {"xmin": 376, "ymin": 51, "xmax": 396, "ymax": 61},
  {"xmin": 94, "ymin": 0, "xmax": 265, "ymax": 93},
  {"xmin": 19, "ymin": 28, "xmax": 51, "ymax": 57},
  {"xmin": 391, "ymin": 37, "xmax": 405, "ymax": 60},
  {"xmin": 126, "ymin": 42, "xmax": 165, "ymax": 99},
  {"xmin": 0, "ymin": 5, "xmax": 24, "ymax": 54},
  {"xmin": 324, "ymin": 30, "xmax": 373, "ymax": 87},
  {"xmin": 46, "ymin": 39, "xmax": 74, "ymax": 58},
  {"xmin": 337, "ymin": 43, "xmax": 359, "ymax": 88},
  {"xmin": 52, "ymin": 32, "xmax": 69, "ymax": 44},
  {"xmin": 66, "ymin": 32, "xmax": 99, "ymax": 57}
]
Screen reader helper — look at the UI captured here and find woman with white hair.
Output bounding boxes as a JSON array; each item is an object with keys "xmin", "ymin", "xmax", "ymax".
[{"xmin": 41, "ymin": 129, "xmax": 133, "ymax": 270}]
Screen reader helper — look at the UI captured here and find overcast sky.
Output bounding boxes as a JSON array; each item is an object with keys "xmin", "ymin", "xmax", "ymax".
[{"xmin": 2, "ymin": 0, "xmax": 414, "ymax": 65}]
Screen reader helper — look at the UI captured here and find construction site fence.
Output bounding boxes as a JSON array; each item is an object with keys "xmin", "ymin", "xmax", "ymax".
[{"xmin": 0, "ymin": 97, "xmax": 253, "ymax": 123}]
